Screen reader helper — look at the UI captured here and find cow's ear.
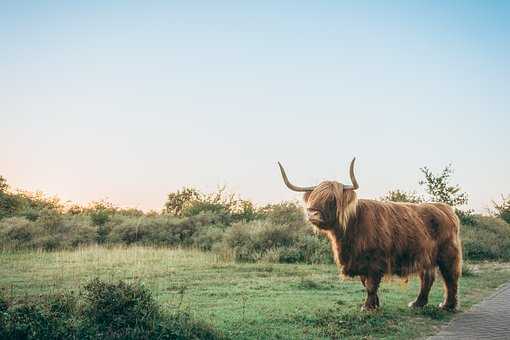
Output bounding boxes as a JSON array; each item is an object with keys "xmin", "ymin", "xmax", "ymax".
[{"xmin": 332, "ymin": 182, "xmax": 357, "ymax": 230}]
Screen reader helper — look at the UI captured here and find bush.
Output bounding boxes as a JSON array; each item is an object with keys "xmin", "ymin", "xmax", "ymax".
[
  {"xmin": 107, "ymin": 213, "xmax": 227, "ymax": 249},
  {"xmin": 0, "ymin": 217, "xmax": 43, "ymax": 249},
  {"xmin": 191, "ymin": 226, "xmax": 225, "ymax": 251},
  {"xmin": 0, "ymin": 176, "xmax": 21, "ymax": 220},
  {"xmin": 0, "ymin": 215, "xmax": 102, "ymax": 250},
  {"xmin": 259, "ymin": 235, "xmax": 332, "ymax": 264},
  {"xmin": 219, "ymin": 220, "xmax": 332, "ymax": 264},
  {"xmin": 35, "ymin": 235, "xmax": 63, "ymax": 251},
  {"xmin": 65, "ymin": 217, "xmax": 97, "ymax": 247},
  {"xmin": 36, "ymin": 209, "xmax": 64, "ymax": 233},
  {"xmin": 380, "ymin": 190, "xmax": 423, "ymax": 203},
  {"xmin": 492, "ymin": 195, "xmax": 510, "ymax": 224},
  {"xmin": 462, "ymin": 215, "xmax": 510, "ymax": 261},
  {"xmin": 220, "ymin": 220, "xmax": 295, "ymax": 262},
  {"xmin": 456, "ymin": 209, "xmax": 476, "ymax": 226},
  {"xmin": 462, "ymin": 263, "xmax": 476, "ymax": 277},
  {"xmin": 164, "ymin": 187, "xmax": 201, "ymax": 216},
  {"xmin": 165, "ymin": 186, "xmax": 258, "ymax": 224},
  {"xmin": 258, "ymin": 201, "xmax": 306, "ymax": 226},
  {"xmin": 419, "ymin": 164, "xmax": 468, "ymax": 207},
  {"xmin": 79, "ymin": 278, "xmax": 159, "ymax": 337},
  {"xmin": 0, "ymin": 292, "xmax": 77, "ymax": 340},
  {"xmin": 0, "ymin": 279, "xmax": 222, "ymax": 340},
  {"xmin": 84, "ymin": 200, "xmax": 118, "ymax": 227}
]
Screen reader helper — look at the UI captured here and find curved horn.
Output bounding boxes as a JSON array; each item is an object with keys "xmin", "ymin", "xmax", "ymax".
[
  {"xmin": 277, "ymin": 162, "xmax": 316, "ymax": 192},
  {"xmin": 343, "ymin": 157, "xmax": 359, "ymax": 190}
]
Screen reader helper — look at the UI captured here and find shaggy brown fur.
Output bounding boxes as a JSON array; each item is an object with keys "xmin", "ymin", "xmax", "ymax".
[{"xmin": 303, "ymin": 181, "xmax": 462, "ymax": 311}]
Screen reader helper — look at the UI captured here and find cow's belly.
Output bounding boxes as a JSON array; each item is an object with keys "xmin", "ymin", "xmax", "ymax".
[{"xmin": 340, "ymin": 243, "xmax": 436, "ymax": 278}]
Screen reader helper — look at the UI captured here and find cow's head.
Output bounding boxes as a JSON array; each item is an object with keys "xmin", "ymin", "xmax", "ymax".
[{"xmin": 278, "ymin": 158, "xmax": 359, "ymax": 230}]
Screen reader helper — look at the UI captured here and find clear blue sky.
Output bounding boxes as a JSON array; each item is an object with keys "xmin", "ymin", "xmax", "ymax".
[{"xmin": 1, "ymin": 1, "xmax": 509, "ymax": 211}]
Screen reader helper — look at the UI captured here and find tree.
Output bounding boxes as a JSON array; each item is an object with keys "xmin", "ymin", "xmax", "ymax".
[
  {"xmin": 419, "ymin": 164, "xmax": 472, "ymax": 224},
  {"xmin": 164, "ymin": 187, "xmax": 200, "ymax": 216},
  {"xmin": 492, "ymin": 195, "xmax": 510, "ymax": 224},
  {"xmin": 381, "ymin": 189, "xmax": 423, "ymax": 203},
  {"xmin": 164, "ymin": 186, "xmax": 258, "ymax": 223},
  {"xmin": 0, "ymin": 176, "xmax": 21, "ymax": 219},
  {"xmin": 86, "ymin": 200, "xmax": 117, "ymax": 226},
  {"xmin": 419, "ymin": 164, "xmax": 468, "ymax": 207},
  {"xmin": 0, "ymin": 176, "xmax": 8, "ymax": 192}
]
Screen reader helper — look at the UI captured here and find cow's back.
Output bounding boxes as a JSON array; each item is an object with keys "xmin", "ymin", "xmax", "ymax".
[{"xmin": 416, "ymin": 202, "xmax": 460, "ymax": 245}]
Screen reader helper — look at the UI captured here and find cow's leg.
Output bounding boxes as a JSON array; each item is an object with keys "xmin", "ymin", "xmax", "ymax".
[
  {"xmin": 408, "ymin": 269, "xmax": 435, "ymax": 308},
  {"xmin": 361, "ymin": 274, "xmax": 382, "ymax": 311},
  {"xmin": 437, "ymin": 245, "xmax": 461, "ymax": 311}
]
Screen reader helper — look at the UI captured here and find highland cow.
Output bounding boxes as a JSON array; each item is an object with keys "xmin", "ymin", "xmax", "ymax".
[{"xmin": 278, "ymin": 158, "xmax": 462, "ymax": 311}]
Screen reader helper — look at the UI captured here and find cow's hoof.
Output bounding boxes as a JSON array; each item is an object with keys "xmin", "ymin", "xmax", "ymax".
[
  {"xmin": 438, "ymin": 302, "xmax": 458, "ymax": 312},
  {"xmin": 408, "ymin": 299, "xmax": 427, "ymax": 308},
  {"xmin": 361, "ymin": 304, "xmax": 379, "ymax": 312}
]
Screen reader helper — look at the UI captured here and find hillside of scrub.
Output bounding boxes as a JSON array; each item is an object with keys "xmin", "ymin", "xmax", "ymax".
[{"xmin": 1, "ymin": 173, "xmax": 510, "ymax": 263}]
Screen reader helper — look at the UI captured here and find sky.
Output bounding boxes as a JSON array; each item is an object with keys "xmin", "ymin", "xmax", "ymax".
[{"xmin": 1, "ymin": 1, "xmax": 509, "ymax": 212}]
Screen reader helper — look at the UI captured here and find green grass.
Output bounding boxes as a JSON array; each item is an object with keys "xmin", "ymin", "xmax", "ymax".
[{"xmin": 1, "ymin": 246, "xmax": 509, "ymax": 339}]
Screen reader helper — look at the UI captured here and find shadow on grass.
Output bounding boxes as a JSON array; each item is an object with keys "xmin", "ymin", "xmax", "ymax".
[{"xmin": 294, "ymin": 278, "xmax": 335, "ymax": 290}]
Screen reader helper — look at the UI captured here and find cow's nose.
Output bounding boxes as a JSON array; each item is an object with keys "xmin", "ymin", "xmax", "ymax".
[{"xmin": 307, "ymin": 210, "xmax": 320, "ymax": 221}]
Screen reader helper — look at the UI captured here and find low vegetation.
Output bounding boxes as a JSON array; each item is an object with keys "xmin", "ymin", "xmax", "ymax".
[
  {"xmin": 0, "ymin": 276, "xmax": 220, "ymax": 339},
  {"xmin": 1, "ymin": 170, "xmax": 510, "ymax": 262},
  {"xmin": 1, "ymin": 246, "xmax": 509, "ymax": 339}
]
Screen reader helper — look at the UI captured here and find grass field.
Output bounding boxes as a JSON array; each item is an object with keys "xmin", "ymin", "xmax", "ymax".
[{"xmin": 1, "ymin": 246, "xmax": 509, "ymax": 339}]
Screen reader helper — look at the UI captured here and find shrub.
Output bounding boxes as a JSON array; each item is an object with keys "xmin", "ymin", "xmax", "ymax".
[
  {"xmin": 109, "ymin": 218, "xmax": 146, "ymax": 245},
  {"xmin": 95, "ymin": 225, "xmax": 109, "ymax": 244},
  {"xmin": 0, "ymin": 176, "xmax": 21, "ymax": 220},
  {"xmin": 221, "ymin": 220, "xmax": 295, "ymax": 262},
  {"xmin": 294, "ymin": 234, "xmax": 333, "ymax": 264},
  {"xmin": 79, "ymin": 278, "xmax": 159, "ymax": 337},
  {"xmin": 36, "ymin": 209, "xmax": 64, "ymax": 233},
  {"xmin": 0, "ymin": 292, "xmax": 77, "ymax": 340},
  {"xmin": 258, "ymin": 201, "xmax": 306, "ymax": 226},
  {"xmin": 492, "ymin": 195, "xmax": 510, "ymax": 224},
  {"xmin": 35, "ymin": 235, "xmax": 63, "ymax": 251},
  {"xmin": 182, "ymin": 201, "xmax": 232, "ymax": 224},
  {"xmin": 191, "ymin": 226, "xmax": 225, "ymax": 251},
  {"xmin": 0, "ymin": 279, "xmax": 222, "ymax": 340},
  {"xmin": 219, "ymin": 219, "xmax": 332, "ymax": 264},
  {"xmin": 107, "ymin": 213, "xmax": 225, "ymax": 248},
  {"xmin": 66, "ymin": 218, "xmax": 97, "ymax": 247},
  {"xmin": 462, "ymin": 215, "xmax": 510, "ymax": 261},
  {"xmin": 91, "ymin": 212, "xmax": 109, "ymax": 227},
  {"xmin": 86, "ymin": 200, "xmax": 117, "ymax": 227},
  {"xmin": 419, "ymin": 164, "xmax": 468, "ymax": 207},
  {"xmin": 456, "ymin": 209, "xmax": 476, "ymax": 226},
  {"xmin": 165, "ymin": 186, "xmax": 258, "ymax": 224},
  {"xmin": 380, "ymin": 190, "xmax": 423, "ymax": 203},
  {"xmin": 77, "ymin": 278, "xmax": 222, "ymax": 339},
  {"xmin": 164, "ymin": 187, "xmax": 201, "ymax": 216},
  {"xmin": 461, "ymin": 263, "xmax": 476, "ymax": 277},
  {"xmin": 0, "ymin": 217, "xmax": 43, "ymax": 249},
  {"xmin": 259, "ymin": 235, "xmax": 332, "ymax": 264},
  {"xmin": 138, "ymin": 215, "xmax": 197, "ymax": 246},
  {"xmin": 5, "ymin": 304, "xmax": 63, "ymax": 339}
]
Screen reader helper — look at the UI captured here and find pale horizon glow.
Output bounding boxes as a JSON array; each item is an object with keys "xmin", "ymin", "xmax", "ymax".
[{"xmin": 1, "ymin": 1, "xmax": 509, "ymax": 212}]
